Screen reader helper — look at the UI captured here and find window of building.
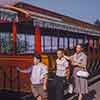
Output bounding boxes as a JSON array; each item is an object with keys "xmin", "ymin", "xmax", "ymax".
[
  {"xmin": 73, "ymin": 38, "xmax": 77, "ymax": 47},
  {"xmin": 59, "ymin": 37, "xmax": 64, "ymax": 48},
  {"xmin": 16, "ymin": 34, "xmax": 35, "ymax": 54},
  {"xmin": 52, "ymin": 36, "xmax": 58, "ymax": 52},
  {"xmin": 44, "ymin": 36, "xmax": 51, "ymax": 52},
  {"xmin": 16, "ymin": 34, "xmax": 26, "ymax": 54},
  {"xmin": 69, "ymin": 38, "xmax": 74, "ymax": 49},
  {"xmin": 0, "ymin": 32, "xmax": 13, "ymax": 54},
  {"xmin": 78, "ymin": 38, "xmax": 83, "ymax": 44},
  {"xmin": 84, "ymin": 38, "xmax": 88, "ymax": 44},
  {"xmin": 25, "ymin": 34, "xmax": 34, "ymax": 53},
  {"xmin": 41, "ymin": 36, "xmax": 44, "ymax": 52},
  {"xmin": 94, "ymin": 39, "xmax": 97, "ymax": 48},
  {"xmin": 64, "ymin": 37, "xmax": 68, "ymax": 49},
  {"xmin": 41, "ymin": 35, "xmax": 52, "ymax": 52}
]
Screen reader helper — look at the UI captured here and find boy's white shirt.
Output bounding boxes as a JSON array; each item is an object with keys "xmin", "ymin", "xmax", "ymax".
[
  {"xmin": 30, "ymin": 63, "xmax": 48, "ymax": 85},
  {"xmin": 56, "ymin": 57, "xmax": 69, "ymax": 77}
]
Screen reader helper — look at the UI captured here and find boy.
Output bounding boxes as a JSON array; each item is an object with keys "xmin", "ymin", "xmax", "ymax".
[
  {"xmin": 17, "ymin": 54, "xmax": 48, "ymax": 100},
  {"xmin": 55, "ymin": 48, "xmax": 70, "ymax": 100}
]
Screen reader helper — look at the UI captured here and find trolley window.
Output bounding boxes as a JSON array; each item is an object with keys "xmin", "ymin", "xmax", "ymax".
[
  {"xmin": 41, "ymin": 35, "xmax": 52, "ymax": 53},
  {"xmin": 16, "ymin": 34, "xmax": 34, "ymax": 54},
  {"xmin": 69, "ymin": 38, "xmax": 74, "ymax": 49},
  {"xmin": 64, "ymin": 37, "xmax": 68, "ymax": 49},
  {"xmin": 77, "ymin": 38, "xmax": 83, "ymax": 44},
  {"xmin": 0, "ymin": 32, "xmax": 13, "ymax": 54},
  {"xmin": 59, "ymin": 37, "xmax": 64, "ymax": 48},
  {"xmin": 52, "ymin": 36, "xmax": 58, "ymax": 52}
]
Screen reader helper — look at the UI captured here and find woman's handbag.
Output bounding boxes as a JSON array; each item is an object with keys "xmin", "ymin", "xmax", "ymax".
[
  {"xmin": 76, "ymin": 70, "xmax": 89, "ymax": 78},
  {"xmin": 63, "ymin": 80, "xmax": 74, "ymax": 95},
  {"xmin": 68, "ymin": 83, "xmax": 73, "ymax": 94}
]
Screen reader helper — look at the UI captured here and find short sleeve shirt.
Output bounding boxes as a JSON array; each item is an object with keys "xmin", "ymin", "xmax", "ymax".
[
  {"xmin": 72, "ymin": 52, "xmax": 87, "ymax": 67},
  {"xmin": 30, "ymin": 63, "xmax": 48, "ymax": 85},
  {"xmin": 56, "ymin": 57, "xmax": 69, "ymax": 77}
]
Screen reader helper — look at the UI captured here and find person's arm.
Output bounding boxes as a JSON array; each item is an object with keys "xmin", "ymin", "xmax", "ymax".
[
  {"xmin": 64, "ymin": 55, "xmax": 75, "ymax": 63},
  {"xmin": 64, "ymin": 55, "xmax": 70, "ymax": 60},
  {"xmin": 64, "ymin": 60, "xmax": 70, "ymax": 80},
  {"xmin": 75, "ymin": 63, "xmax": 86, "ymax": 68},
  {"xmin": 16, "ymin": 66, "xmax": 32, "ymax": 73},
  {"xmin": 66, "ymin": 68, "xmax": 70, "ymax": 80},
  {"xmin": 72, "ymin": 56, "xmax": 87, "ymax": 68},
  {"xmin": 43, "ymin": 74, "xmax": 48, "ymax": 91},
  {"xmin": 40, "ymin": 65, "xmax": 48, "ymax": 91},
  {"xmin": 68, "ymin": 54, "xmax": 81, "ymax": 66}
]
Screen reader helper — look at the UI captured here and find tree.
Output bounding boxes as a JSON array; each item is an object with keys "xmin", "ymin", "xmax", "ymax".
[{"xmin": 94, "ymin": 19, "xmax": 100, "ymax": 26}]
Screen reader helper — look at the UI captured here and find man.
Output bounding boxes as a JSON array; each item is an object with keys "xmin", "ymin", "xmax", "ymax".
[
  {"xmin": 55, "ymin": 48, "xmax": 70, "ymax": 100},
  {"xmin": 17, "ymin": 54, "xmax": 48, "ymax": 100}
]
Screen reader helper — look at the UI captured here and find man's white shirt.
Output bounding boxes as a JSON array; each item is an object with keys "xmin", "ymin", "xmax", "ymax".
[{"xmin": 56, "ymin": 57, "xmax": 69, "ymax": 77}]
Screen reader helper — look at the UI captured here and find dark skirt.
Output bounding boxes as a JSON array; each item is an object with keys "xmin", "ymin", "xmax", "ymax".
[{"xmin": 73, "ymin": 67, "xmax": 88, "ymax": 94}]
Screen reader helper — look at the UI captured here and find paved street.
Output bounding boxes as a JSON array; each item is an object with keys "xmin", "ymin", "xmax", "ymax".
[
  {"xmin": 88, "ymin": 80, "xmax": 100, "ymax": 100},
  {"xmin": 68, "ymin": 80, "xmax": 100, "ymax": 100},
  {"xmin": 0, "ymin": 77, "xmax": 100, "ymax": 100}
]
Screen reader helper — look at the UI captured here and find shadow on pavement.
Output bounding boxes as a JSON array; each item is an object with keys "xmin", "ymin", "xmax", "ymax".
[{"xmin": 84, "ymin": 90, "xmax": 96, "ymax": 100}]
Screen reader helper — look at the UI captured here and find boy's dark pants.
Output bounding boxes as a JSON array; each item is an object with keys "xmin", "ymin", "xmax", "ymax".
[{"xmin": 56, "ymin": 76, "xmax": 66, "ymax": 100}]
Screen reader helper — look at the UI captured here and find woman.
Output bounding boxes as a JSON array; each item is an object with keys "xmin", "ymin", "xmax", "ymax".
[{"xmin": 65, "ymin": 44, "xmax": 88, "ymax": 100}]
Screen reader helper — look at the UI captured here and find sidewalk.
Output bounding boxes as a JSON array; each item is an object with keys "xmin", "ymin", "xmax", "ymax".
[
  {"xmin": 68, "ymin": 80, "xmax": 100, "ymax": 100},
  {"xmin": 88, "ymin": 80, "xmax": 100, "ymax": 100}
]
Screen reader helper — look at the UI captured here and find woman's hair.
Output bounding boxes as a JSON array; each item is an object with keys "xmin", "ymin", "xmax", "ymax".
[{"xmin": 75, "ymin": 43, "xmax": 88, "ymax": 52}]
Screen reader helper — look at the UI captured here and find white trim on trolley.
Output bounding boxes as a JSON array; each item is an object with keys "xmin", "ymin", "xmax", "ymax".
[
  {"xmin": 31, "ymin": 16, "xmax": 100, "ymax": 36},
  {"xmin": 27, "ymin": 10, "xmax": 62, "ymax": 22}
]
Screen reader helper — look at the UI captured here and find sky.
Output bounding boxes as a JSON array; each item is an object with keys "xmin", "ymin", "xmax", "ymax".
[{"xmin": 22, "ymin": 0, "xmax": 100, "ymax": 24}]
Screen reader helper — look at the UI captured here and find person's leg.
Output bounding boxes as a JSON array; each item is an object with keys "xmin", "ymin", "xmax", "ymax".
[
  {"xmin": 73, "ymin": 76, "xmax": 80, "ymax": 93},
  {"xmin": 78, "ymin": 93, "xmax": 83, "ymax": 100},
  {"xmin": 31, "ymin": 85, "xmax": 38, "ymax": 98},
  {"xmin": 37, "ymin": 96, "xmax": 42, "ymax": 100},
  {"xmin": 78, "ymin": 78, "xmax": 88, "ymax": 100},
  {"xmin": 38, "ymin": 85, "xmax": 47, "ymax": 100},
  {"xmin": 56, "ymin": 77, "xmax": 64, "ymax": 100},
  {"xmin": 31, "ymin": 85, "xmax": 43, "ymax": 100}
]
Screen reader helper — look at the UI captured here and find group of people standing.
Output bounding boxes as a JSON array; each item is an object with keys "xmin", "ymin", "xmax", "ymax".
[{"xmin": 17, "ymin": 44, "xmax": 88, "ymax": 100}]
